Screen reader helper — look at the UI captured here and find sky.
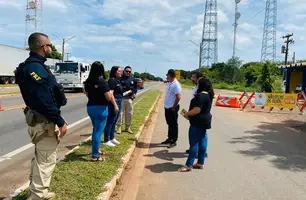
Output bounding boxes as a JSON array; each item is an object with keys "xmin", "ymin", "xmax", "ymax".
[{"xmin": 0, "ymin": 0, "xmax": 306, "ymax": 78}]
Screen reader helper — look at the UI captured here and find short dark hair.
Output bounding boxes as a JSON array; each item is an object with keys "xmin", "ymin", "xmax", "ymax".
[
  {"xmin": 125, "ymin": 66, "xmax": 132, "ymax": 70},
  {"xmin": 28, "ymin": 32, "xmax": 49, "ymax": 51},
  {"xmin": 167, "ymin": 69, "xmax": 176, "ymax": 78},
  {"xmin": 193, "ymin": 71, "xmax": 203, "ymax": 79}
]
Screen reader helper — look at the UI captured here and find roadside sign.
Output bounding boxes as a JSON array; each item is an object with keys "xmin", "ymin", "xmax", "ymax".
[
  {"xmin": 255, "ymin": 92, "xmax": 296, "ymax": 109},
  {"xmin": 175, "ymin": 70, "xmax": 180, "ymax": 80}
]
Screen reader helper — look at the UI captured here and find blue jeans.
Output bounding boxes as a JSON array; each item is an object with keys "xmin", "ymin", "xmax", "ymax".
[
  {"xmin": 186, "ymin": 125, "xmax": 208, "ymax": 167},
  {"xmin": 87, "ymin": 105, "xmax": 108, "ymax": 158},
  {"xmin": 104, "ymin": 97, "xmax": 122, "ymax": 142}
]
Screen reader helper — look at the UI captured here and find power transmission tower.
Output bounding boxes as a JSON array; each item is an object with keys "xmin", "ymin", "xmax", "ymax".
[
  {"xmin": 24, "ymin": 0, "xmax": 43, "ymax": 49},
  {"xmin": 260, "ymin": 0, "xmax": 277, "ymax": 63},
  {"xmin": 200, "ymin": 0, "xmax": 218, "ymax": 68}
]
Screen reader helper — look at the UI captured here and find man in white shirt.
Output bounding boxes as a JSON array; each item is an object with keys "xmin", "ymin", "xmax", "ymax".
[
  {"xmin": 162, "ymin": 69, "xmax": 182, "ymax": 148},
  {"xmin": 185, "ymin": 71, "xmax": 208, "ymax": 158}
]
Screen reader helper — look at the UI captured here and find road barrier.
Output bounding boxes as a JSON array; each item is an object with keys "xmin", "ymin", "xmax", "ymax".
[
  {"xmin": 215, "ymin": 95, "xmax": 240, "ymax": 108},
  {"xmin": 239, "ymin": 91, "xmax": 306, "ymax": 114},
  {"xmin": 296, "ymin": 91, "xmax": 306, "ymax": 114}
]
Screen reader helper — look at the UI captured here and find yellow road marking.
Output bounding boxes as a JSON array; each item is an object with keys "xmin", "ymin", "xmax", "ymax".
[{"xmin": 0, "ymin": 94, "xmax": 85, "ymax": 112}]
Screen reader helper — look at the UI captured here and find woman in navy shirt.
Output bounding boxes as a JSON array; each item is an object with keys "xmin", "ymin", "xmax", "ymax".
[
  {"xmin": 179, "ymin": 77, "xmax": 214, "ymax": 172},
  {"xmin": 104, "ymin": 66, "xmax": 123, "ymax": 147},
  {"xmin": 84, "ymin": 61, "xmax": 112, "ymax": 161}
]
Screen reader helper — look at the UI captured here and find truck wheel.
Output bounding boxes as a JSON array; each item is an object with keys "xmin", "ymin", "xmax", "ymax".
[
  {"xmin": 9, "ymin": 77, "xmax": 16, "ymax": 84},
  {"xmin": 1, "ymin": 77, "xmax": 9, "ymax": 84}
]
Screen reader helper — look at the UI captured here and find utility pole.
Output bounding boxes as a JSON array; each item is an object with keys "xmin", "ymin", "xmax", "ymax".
[
  {"xmin": 281, "ymin": 33, "xmax": 294, "ymax": 65},
  {"xmin": 292, "ymin": 52, "xmax": 296, "ymax": 64},
  {"xmin": 65, "ymin": 53, "xmax": 71, "ymax": 61},
  {"xmin": 61, "ymin": 36, "xmax": 76, "ymax": 62},
  {"xmin": 232, "ymin": 0, "xmax": 241, "ymax": 58}
]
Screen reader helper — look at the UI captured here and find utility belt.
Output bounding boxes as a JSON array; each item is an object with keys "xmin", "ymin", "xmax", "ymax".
[{"xmin": 23, "ymin": 106, "xmax": 50, "ymax": 127}]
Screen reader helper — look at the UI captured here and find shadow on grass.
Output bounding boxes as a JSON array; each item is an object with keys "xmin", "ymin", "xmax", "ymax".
[
  {"xmin": 229, "ymin": 119, "xmax": 306, "ymax": 171},
  {"xmin": 145, "ymin": 162, "xmax": 183, "ymax": 173}
]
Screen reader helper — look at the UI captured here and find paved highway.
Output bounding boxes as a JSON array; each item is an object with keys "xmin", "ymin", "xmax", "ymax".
[
  {"xmin": 0, "ymin": 81, "xmax": 160, "ymax": 197},
  {"xmin": 0, "ymin": 82, "xmax": 158, "ymax": 157}
]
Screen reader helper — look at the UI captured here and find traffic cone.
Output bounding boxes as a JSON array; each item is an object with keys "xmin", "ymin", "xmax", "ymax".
[{"xmin": 0, "ymin": 103, "xmax": 3, "ymax": 112}]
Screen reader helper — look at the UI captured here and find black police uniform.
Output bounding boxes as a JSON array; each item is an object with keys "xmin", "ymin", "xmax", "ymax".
[
  {"xmin": 15, "ymin": 51, "xmax": 67, "ymax": 199},
  {"xmin": 16, "ymin": 52, "xmax": 66, "ymax": 128},
  {"xmin": 121, "ymin": 75, "xmax": 137, "ymax": 99}
]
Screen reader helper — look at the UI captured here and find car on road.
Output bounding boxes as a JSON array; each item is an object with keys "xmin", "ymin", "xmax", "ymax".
[{"xmin": 134, "ymin": 78, "xmax": 144, "ymax": 89}]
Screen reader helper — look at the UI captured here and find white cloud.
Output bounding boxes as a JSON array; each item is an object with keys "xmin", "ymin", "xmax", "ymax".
[
  {"xmin": 141, "ymin": 42, "xmax": 155, "ymax": 49},
  {"xmin": 45, "ymin": 0, "xmax": 68, "ymax": 12},
  {"xmin": 1, "ymin": 0, "xmax": 306, "ymax": 77},
  {"xmin": 86, "ymin": 36, "xmax": 132, "ymax": 43},
  {"xmin": 219, "ymin": 10, "xmax": 229, "ymax": 23},
  {"xmin": 295, "ymin": 14, "xmax": 306, "ymax": 20},
  {"xmin": 279, "ymin": 24, "xmax": 304, "ymax": 32},
  {"xmin": 236, "ymin": 34, "xmax": 252, "ymax": 47},
  {"xmin": 239, "ymin": 23, "xmax": 257, "ymax": 31},
  {"xmin": 0, "ymin": 0, "xmax": 22, "ymax": 10}
]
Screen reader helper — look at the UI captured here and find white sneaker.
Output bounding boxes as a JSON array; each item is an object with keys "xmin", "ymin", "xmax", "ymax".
[
  {"xmin": 104, "ymin": 141, "xmax": 116, "ymax": 147},
  {"xmin": 111, "ymin": 138, "xmax": 120, "ymax": 145}
]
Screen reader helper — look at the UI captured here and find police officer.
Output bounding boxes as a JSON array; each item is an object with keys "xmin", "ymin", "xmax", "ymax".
[
  {"xmin": 116, "ymin": 66, "xmax": 137, "ymax": 134},
  {"xmin": 15, "ymin": 32, "xmax": 68, "ymax": 200}
]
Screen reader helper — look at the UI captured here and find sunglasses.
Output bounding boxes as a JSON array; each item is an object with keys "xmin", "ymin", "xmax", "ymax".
[
  {"xmin": 125, "ymin": 70, "xmax": 132, "ymax": 73},
  {"xmin": 41, "ymin": 43, "xmax": 52, "ymax": 48}
]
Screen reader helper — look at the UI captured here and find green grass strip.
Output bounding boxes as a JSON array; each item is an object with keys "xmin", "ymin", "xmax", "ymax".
[
  {"xmin": 0, "ymin": 84, "xmax": 17, "ymax": 88},
  {"xmin": 13, "ymin": 90, "xmax": 161, "ymax": 200}
]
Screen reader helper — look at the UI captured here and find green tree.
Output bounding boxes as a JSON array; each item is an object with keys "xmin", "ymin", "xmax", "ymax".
[
  {"xmin": 240, "ymin": 63, "xmax": 262, "ymax": 87},
  {"xmin": 50, "ymin": 45, "xmax": 62, "ymax": 60},
  {"xmin": 258, "ymin": 61, "xmax": 274, "ymax": 92},
  {"xmin": 105, "ymin": 71, "xmax": 110, "ymax": 79},
  {"xmin": 134, "ymin": 72, "xmax": 140, "ymax": 78},
  {"xmin": 217, "ymin": 57, "xmax": 242, "ymax": 84},
  {"xmin": 26, "ymin": 45, "xmax": 62, "ymax": 60}
]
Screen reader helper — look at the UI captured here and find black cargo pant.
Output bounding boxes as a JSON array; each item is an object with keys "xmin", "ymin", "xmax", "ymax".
[{"xmin": 165, "ymin": 105, "xmax": 180, "ymax": 142}]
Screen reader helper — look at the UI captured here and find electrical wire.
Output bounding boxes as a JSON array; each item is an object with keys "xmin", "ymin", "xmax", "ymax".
[{"xmin": 240, "ymin": 8, "xmax": 266, "ymax": 24}]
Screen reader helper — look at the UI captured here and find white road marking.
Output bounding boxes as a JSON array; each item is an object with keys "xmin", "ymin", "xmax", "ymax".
[{"xmin": 0, "ymin": 85, "xmax": 155, "ymax": 164}]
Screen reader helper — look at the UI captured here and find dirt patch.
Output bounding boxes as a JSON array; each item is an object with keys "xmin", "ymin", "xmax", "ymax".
[{"xmin": 109, "ymin": 96, "xmax": 162, "ymax": 200}]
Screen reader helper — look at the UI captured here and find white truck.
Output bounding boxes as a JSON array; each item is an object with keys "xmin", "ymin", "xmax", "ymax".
[
  {"xmin": 0, "ymin": 44, "xmax": 59, "ymax": 84},
  {"xmin": 54, "ymin": 61, "xmax": 91, "ymax": 92}
]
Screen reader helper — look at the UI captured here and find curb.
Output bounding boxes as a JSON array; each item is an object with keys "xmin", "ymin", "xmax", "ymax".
[
  {"xmin": 96, "ymin": 93, "xmax": 162, "ymax": 200},
  {"xmin": 5, "ymin": 91, "xmax": 161, "ymax": 200}
]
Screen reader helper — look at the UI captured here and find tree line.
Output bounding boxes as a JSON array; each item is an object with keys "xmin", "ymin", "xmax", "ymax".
[
  {"xmin": 178, "ymin": 57, "xmax": 284, "ymax": 93},
  {"xmin": 40, "ymin": 47, "xmax": 163, "ymax": 81}
]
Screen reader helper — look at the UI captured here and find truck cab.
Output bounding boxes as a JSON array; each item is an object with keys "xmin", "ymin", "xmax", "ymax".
[{"xmin": 54, "ymin": 61, "xmax": 90, "ymax": 92}]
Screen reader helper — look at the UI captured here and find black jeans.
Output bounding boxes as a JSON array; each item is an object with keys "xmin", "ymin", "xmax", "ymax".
[{"xmin": 165, "ymin": 105, "xmax": 180, "ymax": 142}]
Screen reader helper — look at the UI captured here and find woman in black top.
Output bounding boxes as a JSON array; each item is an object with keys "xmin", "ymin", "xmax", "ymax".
[
  {"xmin": 104, "ymin": 66, "xmax": 123, "ymax": 147},
  {"xmin": 179, "ymin": 77, "xmax": 214, "ymax": 172},
  {"xmin": 84, "ymin": 61, "xmax": 112, "ymax": 161}
]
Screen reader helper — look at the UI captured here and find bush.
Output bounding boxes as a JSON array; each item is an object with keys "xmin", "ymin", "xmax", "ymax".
[{"xmin": 213, "ymin": 82, "xmax": 256, "ymax": 92}]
